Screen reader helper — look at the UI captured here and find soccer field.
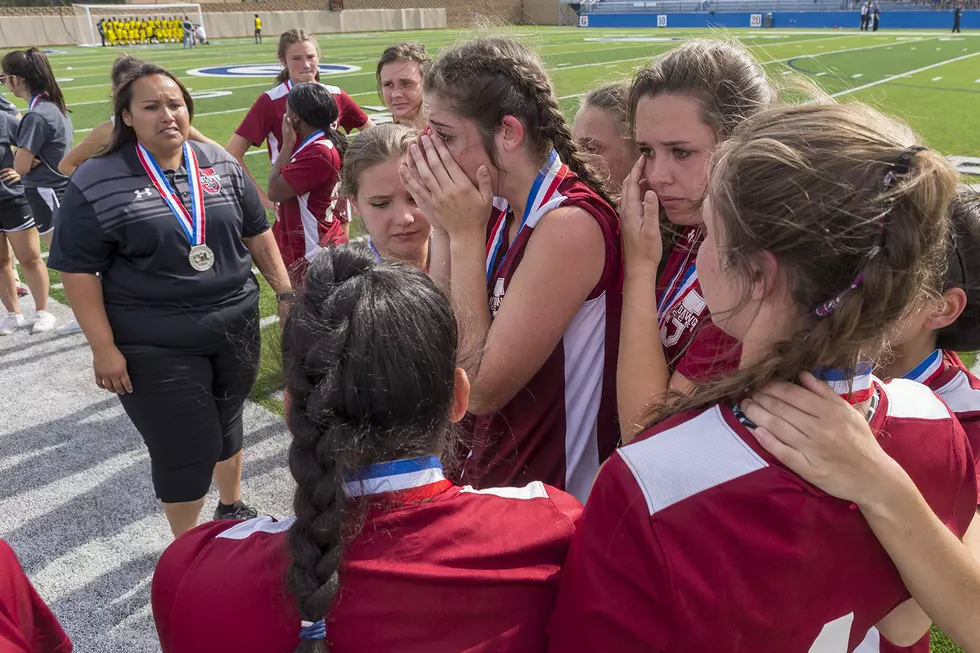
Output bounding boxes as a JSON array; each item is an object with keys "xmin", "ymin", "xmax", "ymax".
[
  {"xmin": 11, "ymin": 26, "xmax": 979, "ymax": 414},
  {"xmin": 3, "ymin": 26, "xmax": 979, "ymax": 652}
]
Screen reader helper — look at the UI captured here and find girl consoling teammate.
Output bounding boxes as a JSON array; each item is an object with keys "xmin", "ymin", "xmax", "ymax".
[{"xmin": 549, "ymin": 102, "xmax": 974, "ymax": 652}]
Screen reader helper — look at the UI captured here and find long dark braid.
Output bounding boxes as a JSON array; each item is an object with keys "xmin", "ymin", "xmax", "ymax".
[
  {"xmin": 281, "ymin": 245, "xmax": 460, "ymax": 651},
  {"xmin": 423, "ymin": 37, "xmax": 614, "ymax": 207}
]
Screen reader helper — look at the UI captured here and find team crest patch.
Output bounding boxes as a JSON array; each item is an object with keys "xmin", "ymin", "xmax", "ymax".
[{"xmin": 199, "ymin": 168, "xmax": 221, "ymax": 194}]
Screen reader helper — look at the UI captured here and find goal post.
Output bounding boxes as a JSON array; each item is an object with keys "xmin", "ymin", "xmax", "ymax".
[{"xmin": 71, "ymin": 3, "xmax": 204, "ymax": 47}]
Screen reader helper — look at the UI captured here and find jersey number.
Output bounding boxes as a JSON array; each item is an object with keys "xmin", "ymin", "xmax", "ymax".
[{"xmin": 809, "ymin": 613, "xmax": 855, "ymax": 653}]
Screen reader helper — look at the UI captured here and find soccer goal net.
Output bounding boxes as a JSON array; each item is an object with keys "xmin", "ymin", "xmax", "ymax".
[{"xmin": 71, "ymin": 3, "xmax": 204, "ymax": 47}]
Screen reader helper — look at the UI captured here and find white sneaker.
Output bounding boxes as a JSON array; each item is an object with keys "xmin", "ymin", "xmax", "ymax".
[
  {"xmin": 55, "ymin": 316, "xmax": 83, "ymax": 335},
  {"xmin": 32, "ymin": 310, "xmax": 57, "ymax": 334},
  {"xmin": 0, "ymin": 313, "xmax": 25, "ymax": 335}
]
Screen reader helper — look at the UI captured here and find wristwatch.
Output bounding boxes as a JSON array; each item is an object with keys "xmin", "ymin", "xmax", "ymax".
[{"xmin": 276, "ymin": 292, "xmax": 296, "ymax": 302}]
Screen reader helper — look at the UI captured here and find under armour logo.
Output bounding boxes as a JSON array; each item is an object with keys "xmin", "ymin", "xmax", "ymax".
[{"xmin": 134, "ymin": 187, "xmax": 154, "ymax": 199}]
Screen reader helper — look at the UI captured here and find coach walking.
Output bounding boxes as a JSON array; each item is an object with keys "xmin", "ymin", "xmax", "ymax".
[{"xmin": 48, "ymin": 63, "xmax": 293, "ymax": 538}]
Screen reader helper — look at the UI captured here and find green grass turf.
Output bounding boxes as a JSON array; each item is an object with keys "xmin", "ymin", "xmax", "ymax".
[{"xmin": 4, "ymin": 26, "xmax": 977, "ymax": 652}]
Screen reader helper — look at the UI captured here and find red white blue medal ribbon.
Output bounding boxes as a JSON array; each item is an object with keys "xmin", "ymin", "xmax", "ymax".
[
  {"xmin": 343, "ymin": 456, "xmax": 445, "ymax": 497},
  {"xmin": 290, "ymin": 129, "xmax": 326, "ymax": 162},
  {"xmin": 656, "ymin": 227, "xmax": 702, "ymax": 328},
  {"xmin": 28, "ymin": 95, "xmax": 41, "ymax": 110},
  {"xmin": 135, "ymin": 141, "xmax": 206, "ymax": 248},
  {"xmin": 485, "ymin": 149, "xmax": 568, "ymax": 285},
  {"xmin": 903, "ymin": 349, "xmax": 944, "ymax": 386},
  {"xmin": 813, "ymin": 362, "xmax": 875, "ymax": 404},
  {"xmin": 367, "ymin": 238, "xmax": 384, "ymax": 262}
]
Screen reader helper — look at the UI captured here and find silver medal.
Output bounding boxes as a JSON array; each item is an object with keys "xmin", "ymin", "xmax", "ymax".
[{"xmin": 188, "ymin": 244, "xmax": 215, "ymax": 272}]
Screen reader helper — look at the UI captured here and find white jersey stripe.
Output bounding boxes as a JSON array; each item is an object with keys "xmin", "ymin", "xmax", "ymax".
[
  {"xmin": 619, "ymin": 405, "xmax": 769, "ymax": 515},
  {"xmin": 883, "ymin": 378, "xmax": 953, "ymax": 420},
  {"xmin": 297, "ymin": 191, "xmax": 323, "ymax": 262},
  {"xmin": 562, "ymin": 292, "xmax": 607, "ymax": 503},
  {"xmin": 217, "ymin": 515, "xmax": 296, "ymax": 540},
  {"xmin": 459, "ymin": 482, "xmax": 549, "ymax": 500},
  {"xmin": 936, "ymin": 371, "xmax": 980, "ymax": 415}
]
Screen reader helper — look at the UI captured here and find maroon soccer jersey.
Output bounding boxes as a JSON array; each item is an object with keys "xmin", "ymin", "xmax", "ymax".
[
  {"xmin": 274, "ymin": 137, "xmax": 347, "ymax": 283},
  {"xmin": 235, "ymin": 81, "xmax": 367, "ymax": 160},
  {"xmin": 153, "ymin": 481, "xmax": 581, "ymax": 653},
  {"xmin": 657, "ymin": 225, "xmax": 740, "ymax": 381},
  {"xmin": 860, "ymin": 349, "xmax": 980, "ymax": 653},
  {"xmin": 461, "ymin": 155, "xmax": 623, "ymax": 503},
  {"xmin": 548, "ymin": 378, "xmax": 977, "ymax": 653},
  {"xmin": 0, "ymin": 540, "xmax": 72, "ymax": 653}
]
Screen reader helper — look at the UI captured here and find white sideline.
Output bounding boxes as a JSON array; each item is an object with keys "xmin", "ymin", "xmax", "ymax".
[
  {"xmin": 829, "ymin": 51, "xmax": 980, "ymax": 97},
  {"xmin": 71, "ymin": 35, "xmax": 938, "ymax": 134}
]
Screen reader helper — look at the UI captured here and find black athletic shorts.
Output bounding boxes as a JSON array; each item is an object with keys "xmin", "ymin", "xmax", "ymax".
[
  {"xmin": 24, "ymin": 185, "xmax": 64, "ymax": 236},
  {"xmin": 0, "ymin": 196, "xmax": 34, "ymax": 233},
  {"xmin": 117, "ymin": 305, "xmax": 261, "ymax": 503}
]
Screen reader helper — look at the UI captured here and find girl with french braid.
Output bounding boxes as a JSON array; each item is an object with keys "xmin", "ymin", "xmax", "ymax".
[
  {"xmin": 401, "ymin": 37, "xmax": 623, "ymax": 503},
  {"xmin": 151, "ymin": 245, "xmax": 582, "ymax": 653}
]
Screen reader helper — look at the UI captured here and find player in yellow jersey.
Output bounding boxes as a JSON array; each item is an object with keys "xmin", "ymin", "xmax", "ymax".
[
  {"xmin": 106, "ymin": 26, "xmax": 116, "ymax": 46},
  {"xmin": 254, "ymin": 14, "xmax": 262, "ymax": 44}
]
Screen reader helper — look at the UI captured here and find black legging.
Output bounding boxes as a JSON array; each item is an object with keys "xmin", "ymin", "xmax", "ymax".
[{"xmin": 118, "ymin": 305, "xmax": 260, "ymax": 503}]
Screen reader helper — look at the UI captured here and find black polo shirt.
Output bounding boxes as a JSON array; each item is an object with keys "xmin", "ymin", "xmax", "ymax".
[{"xmin": 48, "ymin": 139, "xmax": 270, "ymax": 353}]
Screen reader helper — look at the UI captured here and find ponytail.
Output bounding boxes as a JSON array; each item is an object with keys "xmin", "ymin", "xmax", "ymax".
[
  {"xmin": 0, "ymin": 47, "xmax": 70, "ymax": 115},
  {"xmin": 281, "ymin": 245, "xmax": 459, "ymax": 649},
  {"xmin": 287, "ymin": 82, "xmax": 347, "ymax": 158}
]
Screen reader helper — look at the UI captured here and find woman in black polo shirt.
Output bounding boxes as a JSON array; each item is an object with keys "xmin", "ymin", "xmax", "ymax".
[{"xmin": 48, "ymin": 62, "xmax": 293, "ymax": 538}]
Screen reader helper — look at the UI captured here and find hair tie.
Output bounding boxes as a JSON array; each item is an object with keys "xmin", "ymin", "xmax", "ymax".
[
  {"xmin": 883, "ymin": 145, "xmax": 926, "ymax": 190},
  {"xmin": 300, "ymin": 619, "xmax": 327, "ymax": 640},
  {"xmin": 815, "ymin": 146, "xmax": 926, "ymax": 318}
]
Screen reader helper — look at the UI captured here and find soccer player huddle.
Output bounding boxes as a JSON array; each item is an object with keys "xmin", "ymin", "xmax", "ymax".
[
  {"xmin": 101, "ymin": 16, "xmax": 187, "ymax": 46},
  {"xmin": 1, "ymin": 25, "xmax": 979, "ymax": 653}
]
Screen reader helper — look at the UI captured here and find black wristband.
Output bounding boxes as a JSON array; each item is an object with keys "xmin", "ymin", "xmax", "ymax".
[{"xmin": 276, "ymin": 292, "xmax": 296, "ymax": 302}]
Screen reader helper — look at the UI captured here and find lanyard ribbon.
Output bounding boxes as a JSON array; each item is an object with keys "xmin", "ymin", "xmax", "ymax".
[
  {"xmin": 135, "ymin": 141, "xmax": 206, "ymax": 246},
  {"xmin": 28, "ymin": 95, "xmax": 41, "ymax": 110},
  {"xmin": 367, "ymin": 238, "xmax": 384, "ymax": 262},
  {"xmin": 485, "ymin": 150, "xmax": 568, "ymax": 285},
  {"xmin": 343, "ymin": 456, "xmax": 446, "ymax": 497},
  {"xmin": 813, "ymin": 362, "xmax": 875, "ymax": 405},
  {"xmin": 903, "ymin": 349, "xmax": 944, "ymax": 386},
  {"xmin": 290, "ymin": 129, "xmax": 327, "ymax": 162},
  {"xmin": 656, "ymin": 227, "xmax": 701, "ymax": 328}
]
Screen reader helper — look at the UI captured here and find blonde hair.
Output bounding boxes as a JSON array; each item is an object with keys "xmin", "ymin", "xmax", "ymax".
[
  {"xmin": 339, "ymin": 123, "xmax": 418, "ymax": 200},
  {"xmin": 648, "ymin": 102, "xmax": 957, "ymax": 427}
]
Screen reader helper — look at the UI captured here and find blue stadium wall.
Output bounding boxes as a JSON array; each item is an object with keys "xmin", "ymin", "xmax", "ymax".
[{"xmin": 582, "ymin": 10, "xmax": 978, "ymax": 29}]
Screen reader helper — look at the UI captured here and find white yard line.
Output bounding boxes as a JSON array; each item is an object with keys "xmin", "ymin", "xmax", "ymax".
[{"xmin": 830, "ymin": 52, "xmax": 980, "ymax": 98}]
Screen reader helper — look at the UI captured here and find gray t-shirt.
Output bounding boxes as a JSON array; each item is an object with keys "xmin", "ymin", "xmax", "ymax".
[
  {"xmin": 16, "ymin": 99, "xmax": 72, "ymax": 189},
  {"xmin": 0, "ymin": 112, "xmax": 24, "ymax": 202},
  {"xmin": 0, "ymin": 95, "xmax": 19, "ymax": 117}
]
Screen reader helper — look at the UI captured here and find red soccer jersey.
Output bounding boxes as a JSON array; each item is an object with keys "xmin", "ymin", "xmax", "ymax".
[
  {"xmin": 860, "ymin": 349, "xmax": 980, "ymax": 653},
  {"xmin": 152, "ymin": 481, "xmax": 581, "ymax": 653},
  {"xmin": 235, "ymin": 81, "xmax": 367, "ymax": 160},
  {"xmin": 548, "ymin": 378, "xmax": 977, "ymax": 653},
  {"xmin": 657, "ymin": 225, "xmax": 741, "ymax": 381},
  {"xmin": 274, "ymin": 137, "xmax": 347, "ymax": 283},
  {"xmin": 0, "ymin": 540, "xmax": 72, "ymax": 653},
  {"xmin": 235, "ymin": 80, "xmax": 365, "ymax": 228},
  {"xmin": 461, "ymin": 155, "xmax": 623, "ymax": 503}
]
